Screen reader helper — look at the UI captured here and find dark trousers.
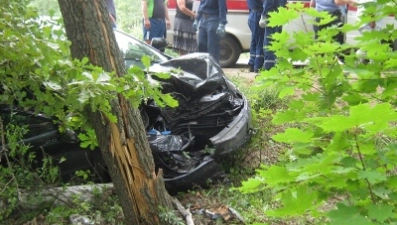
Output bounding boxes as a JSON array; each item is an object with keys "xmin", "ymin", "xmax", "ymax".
[
  {"xmin": 198, "ymin": 16, "xmax": 220, "ymax": 63},
  {"xmin": 313, "ymin": 10, "xmax": 344, "ymax": 45},
  {"xmin": 248, "ymin": 11, "xmax": 265, "ymax": 72},
  {"xmin": 263, "ymin": 25, "xmax": 282, "ymax": 70},
  {"xmin": 262, "ymin": 0, "xmax": 285, "ymax": 70}
]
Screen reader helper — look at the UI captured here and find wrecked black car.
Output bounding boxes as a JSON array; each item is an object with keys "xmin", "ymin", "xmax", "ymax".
[
  {"xmin": 117, "ymin": 30, "xmax": 252, "ymax": 192},
  {"xmin": 0, "ymin": 30, "xmax": 252, "ymax": 193}
]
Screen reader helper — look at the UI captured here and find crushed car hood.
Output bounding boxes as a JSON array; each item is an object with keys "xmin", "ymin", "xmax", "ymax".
[{"xmin": 140, "ymin": 53, "xmax": 252, "ymax": 193}]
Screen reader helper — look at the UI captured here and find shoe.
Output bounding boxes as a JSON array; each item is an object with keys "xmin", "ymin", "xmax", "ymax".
[
  {"xmin": 255, "ymin": 67, "xmax": 263, "ymax": 73},
  {"xmin": 248, "ymin": 64, "xmax": 254, "ymax": 72}
]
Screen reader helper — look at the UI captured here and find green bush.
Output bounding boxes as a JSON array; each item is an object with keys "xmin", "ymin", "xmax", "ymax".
[{"xmin": 238, "ymin": 1, "xmax": 397, "ymax": 224}]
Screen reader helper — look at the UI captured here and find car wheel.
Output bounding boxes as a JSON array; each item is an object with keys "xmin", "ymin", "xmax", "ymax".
[{"xmin": 220, "ymin": 35, "xmax": 241, "ymax": 68}]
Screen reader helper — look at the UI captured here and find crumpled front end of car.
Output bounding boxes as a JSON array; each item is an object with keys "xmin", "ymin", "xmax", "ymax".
[{"xmin": 141, "ymin": 53, "xmax": 253, "ymax": 193}]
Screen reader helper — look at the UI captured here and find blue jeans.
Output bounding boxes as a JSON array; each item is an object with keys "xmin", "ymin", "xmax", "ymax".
[
  {"xmin": 143, "ymin": 18, "xmax": 166, "ymax": 40},
  {"xmin": 263, "ymin": 25, "xmax": 282, "ymax": 70},
  {"xmin": 198, "ymin": 16, "xmax": 220, "ymax": 63},
  {"xmin": 248, "ymin": 11, "xmax": 265, "ymax": 72}
]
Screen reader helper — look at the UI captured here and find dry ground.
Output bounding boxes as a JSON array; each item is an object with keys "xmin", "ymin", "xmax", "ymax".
[{"xmin": 222, "ymin": 66, "xmax": 256, "ymax": 81}]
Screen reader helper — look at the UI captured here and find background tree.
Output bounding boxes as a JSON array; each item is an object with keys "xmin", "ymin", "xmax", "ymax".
[
  {"xmin": 56, "ymin": 0, "xmax": 172, "ymax": 224},
  {"xmin": 29, "ymin": 0, "xmax": 143, "ymax": 36}
]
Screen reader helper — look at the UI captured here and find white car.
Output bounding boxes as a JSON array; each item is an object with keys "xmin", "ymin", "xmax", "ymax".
[{"xmin": 167, "ymin": 0, "xmax": 396, "ymax": 67}]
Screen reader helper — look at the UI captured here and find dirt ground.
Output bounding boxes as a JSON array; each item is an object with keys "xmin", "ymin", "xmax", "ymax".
[
  {"xmin": 222, "ymin": 65, "xmax": 256, "ymax": 81},
  {"xmin": 222, "ymin": 57, "xmax": 257, "ymax": 81}
]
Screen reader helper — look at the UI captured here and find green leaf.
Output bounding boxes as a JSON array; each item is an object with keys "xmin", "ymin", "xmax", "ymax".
[
  {"xmin": 272, "ymin": 128, "xmax": 314, "ymax": 143},
  {"xmin": 342, "ymin": 92, "xmax": 368, "ymax": 106},
  {"xmin": 328, "ymin": 203, "xmax": 374, "ymax": 225},
  {"xmin": 272, "ymin": 110, "xmax": 307, "ymax": 124},
  {"xmin": 278, "ymin": 87, "xmax": 295, "ymax": 98},
  {"xmin": 354, "ymin": 79, "xmax": 382, "ymax": 93},
  {"xmin": 357, "ymin": 170, "xmax": 387, "ymax": 185},
  {"xmin": 238, "ymin": 177, "xmax": 266, "ymax": 194},
  {"xmin": 386, "ymin": 176, "xmax": 397, "ymax": 191},
  {"xmin": 366, "ymin": 204, "xmax": 394, "ymax": 223},
  {"xmin": 306, "ymin": 103, "xmax": 397, "ymax": 133},
  {"xmin": 152, "ymin": 72, "xmax": 171, "ymax": 79},
  {"xmin": 160, "ymin": 93, "xmax": 178, "ymax": 108},
  {"xmin": 309, "ymin": 41, "xmax": 339, "ymax": 54},
  {"xmin": 372, "ymin": 186, "xmax": 391, "ymax": 200},
  {"xmin": 326, "ymin": 132, "xmax": 350, "ymax": 152},
  {"xmin": 141, "ymin": 55, "xmax": 151, "ymax": 68},
  {"xmin": 358, "ymin": 142, "xmax": 376, "ymax": 155},
  {"xmin": 266, "ymin": 186, "xmax": 318, "ymax": 216},
  {"xmin": 292, "ymin": 142, "xmax": 315, "ymax": 155},
  {"xmin": 258, "ymin": 166, "xmax": 295, "ymax": 186},
  {"xmin": 268, "ymin": 6, "xmax": 299, "ymax": 27}
]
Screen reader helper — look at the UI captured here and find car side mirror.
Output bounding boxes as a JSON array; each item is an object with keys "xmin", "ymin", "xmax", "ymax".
[{"xmin": 151, "ymin": 37, "xmax": 168, "ymax": 51}]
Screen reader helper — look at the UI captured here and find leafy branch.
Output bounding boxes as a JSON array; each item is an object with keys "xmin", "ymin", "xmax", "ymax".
[{"xmin": 238, "ymin": 1, "xmax": 397, "ymax": 224}]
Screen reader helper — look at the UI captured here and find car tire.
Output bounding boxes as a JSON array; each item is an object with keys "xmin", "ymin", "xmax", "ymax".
[{"xmin": 220, "ymin": 35, "xmax": 241, "ymax": 68}]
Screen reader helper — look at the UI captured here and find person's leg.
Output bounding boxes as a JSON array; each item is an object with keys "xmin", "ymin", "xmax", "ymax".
[
  {"xmin": 206, "ymin": 19, "xmax": 220, "ymax": 63},
  {"xmin": 143, "ymin": 19, "xmax": 150, "ymax": 44},
  {"xmin": 198, "ymin": 19, "xmax": 208, "ymax": 54},
  {"xmin": 313, "ymin": 17, "xmax": 321, "ymax": 40},
  {"xmin": 326, "ymin": 13, "xmax": 345, "ymax": 61},
  {"xmin": 255, "ymin": 32, "xmax": 265, "ymax": 72},
  {"xmin": 254, "ymin": 13, "xmax": 265, "ymax": 72},
  {"xmin": 147, "ymin": 19, "xmax": 166, "ymax": 51},
  {"xmin": 329, "ymin": 12, "xmax": 344, "ymax": 45},
  {"xmin": 248, "ymin": 14, "xmax": 256, "ymax": 72},
  {"xmin": 263, "ymin": 25, "xmax": 277, "ymax": 70},
  {"xmin": 149, "ymin": 18, "xmax": 166, "ymax": 39}
]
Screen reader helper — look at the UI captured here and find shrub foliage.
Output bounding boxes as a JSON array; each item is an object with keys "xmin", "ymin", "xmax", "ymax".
[{"xmin": 239, "ymin": 1, "xmax": 397, "ymax": 224}]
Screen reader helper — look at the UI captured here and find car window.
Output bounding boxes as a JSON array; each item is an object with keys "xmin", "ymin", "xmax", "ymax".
[{"xmin": 114, "ymin": 30, "xmax": 168, "ymax": 69}]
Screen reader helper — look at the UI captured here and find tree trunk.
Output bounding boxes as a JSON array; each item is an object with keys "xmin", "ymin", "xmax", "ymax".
[{"xmin": 57, "ymin": 1, "xmax": 172, "ymax": 224}]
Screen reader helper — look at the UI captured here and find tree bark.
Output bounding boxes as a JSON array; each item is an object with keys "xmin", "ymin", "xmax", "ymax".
[{"xmin": 57, "ymin": 1, "xmax": 172, "ymax": 224}]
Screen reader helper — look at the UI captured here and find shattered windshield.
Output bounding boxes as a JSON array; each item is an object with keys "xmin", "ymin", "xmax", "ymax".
[{"xmin": 114, "ymin": 30, "xmax": 168, "ymax": 69}]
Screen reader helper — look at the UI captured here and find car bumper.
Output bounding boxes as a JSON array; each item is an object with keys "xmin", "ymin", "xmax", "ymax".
[
  {"xmin": 164, "ymin": 158, "xmax": 224, "ymax": 194},
  {"xmin": 210, "ymin": 94, "xmax": 252, "ymax": 157}
]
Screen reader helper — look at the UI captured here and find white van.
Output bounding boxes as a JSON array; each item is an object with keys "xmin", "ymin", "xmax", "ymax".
[{"xmin": 166, "ymin": 0, "xmax": 396, "ymax": 67}]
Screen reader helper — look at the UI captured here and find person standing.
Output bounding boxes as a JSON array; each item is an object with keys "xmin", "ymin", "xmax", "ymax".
[
  {"xmin": 141, "ymin": 0, "xmax": 171, "ymax": 45},
  {"xmin": 310, "ymin": 0, "xmax": 351, "ymax": 44},
  {"xmin": 193, "ymin": 0, "xmax": 227, "ymax": 64},
  {"xmin": 105, "ymin": 0, "xmax": 117, "ymax": 28},
  {"xmin": 259, "ymin": 0, "xmax": 286, "ymax": 70},
  {"xmin": 173, "ymin": 0, "xmax": 197, "ymax": 55},
  {"xmin": 247, "ymin": 0, "xmax": 265, "ymax": 73}
]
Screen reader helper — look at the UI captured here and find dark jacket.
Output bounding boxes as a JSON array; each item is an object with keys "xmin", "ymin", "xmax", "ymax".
[
  {"xmin": 196, "ymin": 0, "xmax": 228, "ymax": 25},
  {"xmin": 247, "ymin": 0, "xmax": 263, "ymax": 12},
  {"xmin": 263, "ymin": 0, "xmax": 286, "ymax": 17}
]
